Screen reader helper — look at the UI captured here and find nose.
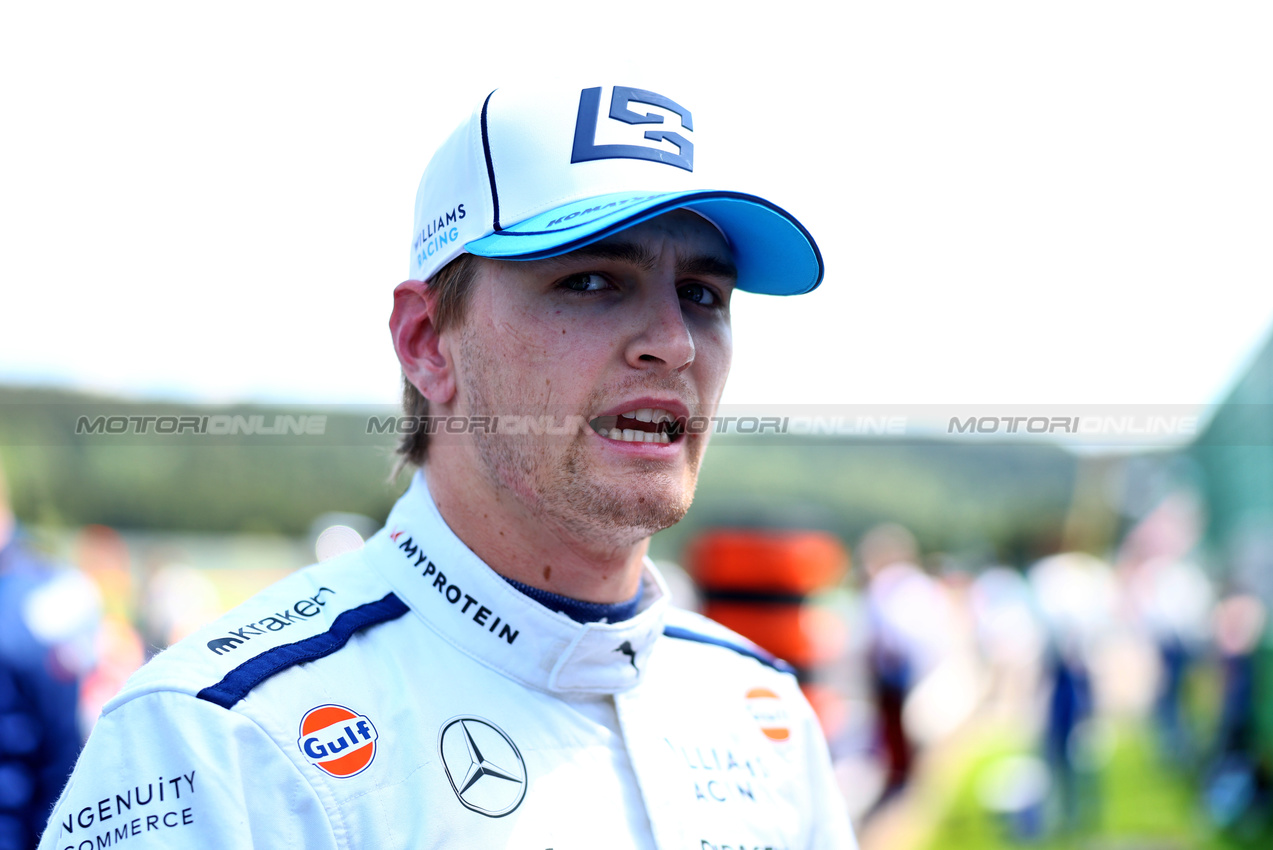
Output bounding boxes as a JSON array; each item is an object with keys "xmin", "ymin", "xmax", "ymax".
[{"xmin": 624, "ymin": 284, "xmax": 695, "ymax": 374}]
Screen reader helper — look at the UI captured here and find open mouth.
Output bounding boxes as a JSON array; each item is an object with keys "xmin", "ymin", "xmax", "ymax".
[{"xmin": 589, "ymin": 408, "xmax": 686, "ymax": 444}]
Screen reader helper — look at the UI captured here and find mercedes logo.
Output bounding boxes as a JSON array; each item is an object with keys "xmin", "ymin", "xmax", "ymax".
[{"xmin": 438, "ymin": 716, "xmax": 527, "ymax": 817}]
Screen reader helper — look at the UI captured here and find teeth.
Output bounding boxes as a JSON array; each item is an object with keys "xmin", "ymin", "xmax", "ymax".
[
  {"xmin": 620, "ymin": 408, "xmax": 675, "ymax": 424},
  {"xmin": 596, "ymin": 408, "xmax": 680, "ymax": 443},
  {"xmin": 599, "ymin": 426, "xmax": 672, "ymax": 444}
]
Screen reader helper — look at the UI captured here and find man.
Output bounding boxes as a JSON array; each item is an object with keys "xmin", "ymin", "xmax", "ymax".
[{"xmin": 41, "ymin": 85, "xmax": 855, "ymax": 849}]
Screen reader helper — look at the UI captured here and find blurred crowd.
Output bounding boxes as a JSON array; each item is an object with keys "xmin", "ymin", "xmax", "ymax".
[{"xmin": 808, "ymin": 491, "xmax": 1273, "ymax": 847}]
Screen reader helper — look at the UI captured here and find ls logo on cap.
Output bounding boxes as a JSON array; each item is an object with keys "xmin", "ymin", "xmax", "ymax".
[
  {"xmin": 438, "ymin": 716, "xmax": 527, "ymax": 817},
  {"xmin": 572, "ymin": 86, "xmax": 694, "ymax": 172},
  {"xmin": 297, "ymin": 704, "xmax": 379, "ymax": 778}
]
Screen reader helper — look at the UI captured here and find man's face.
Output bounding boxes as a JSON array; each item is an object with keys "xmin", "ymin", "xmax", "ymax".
[{"xmin": 447, "ymin": 209, "xmax": 736, "ymax": 548}]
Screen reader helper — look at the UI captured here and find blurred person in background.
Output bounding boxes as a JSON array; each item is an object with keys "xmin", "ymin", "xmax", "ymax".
[
  {"xmin": 1117, "ymin": 490, "xmax": 1212, "ymax": 765},
  {"xmin": 0, "ymin": 460, "xmax": 99, "ymax": 850},
  {"xmin": 1028, "ymin": 552, "xmax": 1118, "ymax": 832},
  {"xmin": 1134, "ymin": 558, "xmax": 1212, "ymax": 764},
  {"xmin": 859, "ymin": 523, "xmax": 953, "ymax": 809},
  {"xmin": 1204, "ymin": 590, "xmax": 1269, "ymax": 831},
  {"xmin": 968, "ymin": 566, "xmax": 1046, "ymax": 721}
]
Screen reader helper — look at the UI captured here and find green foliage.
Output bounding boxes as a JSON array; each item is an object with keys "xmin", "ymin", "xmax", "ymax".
[{"xmin": 0, "ymin": 385, "xmax": 404, "ymax": 534}]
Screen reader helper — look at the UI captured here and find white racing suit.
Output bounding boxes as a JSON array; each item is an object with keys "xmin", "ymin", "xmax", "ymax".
[{"xmin": 41, "ymin": 473, "xmax": 856, "ymax": 849}]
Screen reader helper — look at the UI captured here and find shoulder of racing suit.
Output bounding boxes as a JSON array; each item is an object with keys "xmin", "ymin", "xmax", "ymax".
[
  {"xmin": 106, "ymin": 551, "xmax": 799, "ymax": 720},
  {"xmin": 660, "ymin": 606, "xmax": 797, "ymax": 676},
  {"xmin": 104, "ymin": 550, "xmax": 402, "ymax": 716}
]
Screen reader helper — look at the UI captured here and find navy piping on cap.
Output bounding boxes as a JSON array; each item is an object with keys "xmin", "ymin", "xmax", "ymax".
[
  {"xmin": 480, "ymin": 90, "xmax": 502, "ymax": 232},
  {"xmin": 662, "ymin": 625, "xmax": 795, "ymax": 675},
  {"xmin": 197, "ymin": 593, "xmax": 411, "ymax": 709}
]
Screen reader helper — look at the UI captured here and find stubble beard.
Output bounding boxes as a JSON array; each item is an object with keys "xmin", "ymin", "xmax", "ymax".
[{"xmin": 460, "ymin": 337, "xmax": 701, "ymax": 551}]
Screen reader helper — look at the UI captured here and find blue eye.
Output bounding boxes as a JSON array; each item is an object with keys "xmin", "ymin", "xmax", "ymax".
[
  {"xmin": 679, "ymin": 282, "xmax": 719, "ymax": 307},
  {"xmin": 560, "ymin": 272, "xmax": 608, "ymax": 293}
]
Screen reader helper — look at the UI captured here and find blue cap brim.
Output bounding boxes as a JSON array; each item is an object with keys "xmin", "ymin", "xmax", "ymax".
[{"xmin": 465, "ymin": 190, "xmax": 823, "ymax": 295}]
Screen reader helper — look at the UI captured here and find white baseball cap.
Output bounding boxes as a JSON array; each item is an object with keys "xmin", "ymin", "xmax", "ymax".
[{"xmin": 409, "ymin": 85, "xmax": 823, "ymax": 295}]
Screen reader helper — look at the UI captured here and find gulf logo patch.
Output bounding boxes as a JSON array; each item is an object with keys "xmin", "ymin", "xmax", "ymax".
[
  {"xmin": 745, "ymin": 687, "xmax": 790, "ymax": 742},
  {"xmin": 297, "ymin": 704, "xmax": 379, "ymax": 778}
]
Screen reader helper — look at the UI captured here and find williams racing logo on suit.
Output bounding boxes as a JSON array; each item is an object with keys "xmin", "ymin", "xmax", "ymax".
[{"xmin": 297, "ymin": 704, "xmax": 379, "ymax": 779}]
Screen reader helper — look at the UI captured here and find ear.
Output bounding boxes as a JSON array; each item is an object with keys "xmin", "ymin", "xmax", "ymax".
[{"xmin": 390, "ymin": 280, "xmax": 456, "ymax": 404}]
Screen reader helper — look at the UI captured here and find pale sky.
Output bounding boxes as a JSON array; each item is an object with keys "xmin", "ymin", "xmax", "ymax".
[{"xmin": 3, "ymin": 2, "xmax": 1271, "ymax": 414}]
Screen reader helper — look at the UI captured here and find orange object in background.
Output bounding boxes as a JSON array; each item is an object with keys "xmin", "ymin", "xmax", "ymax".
[
  {"xmin": 705, "ymin": 601, "xmax": 845, "ymax": 669},
  {"xmin": 688, "ymin": 528, "xmax": 851, "ymax": 737},
  {"xmin": 687, "ymin": 529, "xmax": 848, "ymax": 594}
]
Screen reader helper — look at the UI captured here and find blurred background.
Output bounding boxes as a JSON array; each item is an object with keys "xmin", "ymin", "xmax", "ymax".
[
  {"xmin": 5, "ymin": 370, "xmax": 1273, "ymax": 849},
  {"xmin": 3, "ymin": 2, "xmax": 1273, "ymax": 849}
]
